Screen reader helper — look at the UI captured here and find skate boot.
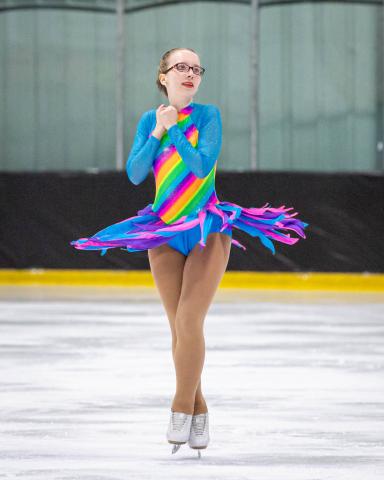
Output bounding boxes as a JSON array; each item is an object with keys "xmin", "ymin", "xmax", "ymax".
[
  {"xmin": 166, "ymin": 410, "xmax": 193, "ymax": 454},
  {"xmin": 188, "ymin": 412, "xmax": 210, "ymax": 458}
]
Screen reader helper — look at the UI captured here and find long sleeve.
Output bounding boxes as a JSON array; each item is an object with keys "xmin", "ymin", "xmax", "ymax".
[
  {"xmin": 166, "ymin": 105, "xmax": 222, "ymax": 178},
  {"xmin": 126, "ymin": 111, "xmax": 160, "ymax": 185}
]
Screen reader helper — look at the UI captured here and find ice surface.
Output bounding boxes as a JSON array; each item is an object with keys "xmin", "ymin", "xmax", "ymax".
[{"xmin": 0, "ymin": 286, "xmax": 383, "ymax": 479}]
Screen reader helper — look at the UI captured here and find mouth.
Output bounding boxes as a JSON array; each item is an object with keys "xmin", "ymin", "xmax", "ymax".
[{"xmin": 182, "ymin": 82, "xmax": 194, "ymax": 88}]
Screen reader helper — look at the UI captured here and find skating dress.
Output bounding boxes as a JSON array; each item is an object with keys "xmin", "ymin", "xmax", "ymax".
[{"xmin": 70, "ymin": 102, "xmax": 308, "ymax": 256}]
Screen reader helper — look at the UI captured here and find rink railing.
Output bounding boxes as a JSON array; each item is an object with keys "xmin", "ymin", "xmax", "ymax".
[{"xmin": 0, "ymin": 269, "xmax": 383, "ymax": 292}]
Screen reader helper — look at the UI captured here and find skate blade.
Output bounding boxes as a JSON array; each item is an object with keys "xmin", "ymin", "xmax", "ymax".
[{"xmin": 171, "ymin": 444, "xmax": 182, "ymax": 454}]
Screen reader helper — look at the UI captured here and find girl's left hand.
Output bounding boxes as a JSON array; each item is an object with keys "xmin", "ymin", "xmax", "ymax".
[{"xmin": 158, "ymin": 105, "xmax": 178, "ymax": 130}]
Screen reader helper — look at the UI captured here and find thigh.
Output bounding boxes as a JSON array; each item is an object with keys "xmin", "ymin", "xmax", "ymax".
[
  {"xmin": 148, "ymin": 243, "xmax": 187, "ymax": 335},
  {"xmin": 175, "ymin": 232, "xmax": 232, "ymax": 335}
]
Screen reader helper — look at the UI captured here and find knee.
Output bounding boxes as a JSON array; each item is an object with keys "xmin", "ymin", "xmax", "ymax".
[{"xmin": 175, "ymin": 312, "xmax": 204, "ymax": 341}]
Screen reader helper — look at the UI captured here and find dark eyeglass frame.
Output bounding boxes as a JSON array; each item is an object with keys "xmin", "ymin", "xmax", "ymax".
[{"xmin": 163, "ymin": 62, "xmax": 206, "ymax": 76}]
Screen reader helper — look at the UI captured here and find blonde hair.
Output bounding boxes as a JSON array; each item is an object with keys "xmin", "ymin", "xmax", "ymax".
[{"xmin": 156, "ymin": 48, "xmax": 198, "ymax": 97}]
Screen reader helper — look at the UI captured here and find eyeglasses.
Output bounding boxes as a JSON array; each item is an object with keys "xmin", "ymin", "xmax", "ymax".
[{"xmin": 164, "ymin": 62, "xmax": 205, "ymax": 76}]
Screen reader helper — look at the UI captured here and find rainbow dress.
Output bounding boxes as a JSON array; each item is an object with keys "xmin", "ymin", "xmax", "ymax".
[{"xmin": 70, "ymin": 102, "xmax": 308, "ymax": 256}]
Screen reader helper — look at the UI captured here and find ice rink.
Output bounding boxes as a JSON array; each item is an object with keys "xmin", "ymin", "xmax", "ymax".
[{"xmin": 0, "ymin": 285, "xmax": 383, "ymax": 479}]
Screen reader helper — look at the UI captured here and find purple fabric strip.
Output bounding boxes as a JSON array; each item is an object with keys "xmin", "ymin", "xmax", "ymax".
[{"xmin": 70, "ymin": 200, "xmax": 309, "ymax": 256}]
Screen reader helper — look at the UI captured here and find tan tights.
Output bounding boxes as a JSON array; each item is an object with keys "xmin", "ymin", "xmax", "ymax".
[{"xmin": 148, "ymin": 232, "xmax": 231, "ymax": 415}]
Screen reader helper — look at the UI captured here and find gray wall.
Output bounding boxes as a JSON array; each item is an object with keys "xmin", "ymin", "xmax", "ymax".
[{"xmin": 0, "ymin": 2, "xmax": 381, "ymax": 172}]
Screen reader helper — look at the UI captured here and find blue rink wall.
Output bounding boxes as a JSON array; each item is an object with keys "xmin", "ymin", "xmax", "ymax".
[{"xmin": 1, "ymin": 170, "xmax": 383, "ymax": 276}]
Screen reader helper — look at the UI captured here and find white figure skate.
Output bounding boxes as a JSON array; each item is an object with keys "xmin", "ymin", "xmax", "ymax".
[
  {"xmin": 188, "ymin": 412, "xmax": 210, "ymax": 458},
  {"xmin": 166, "ymin": 410, "xmax": 193, "ymax": 454}
]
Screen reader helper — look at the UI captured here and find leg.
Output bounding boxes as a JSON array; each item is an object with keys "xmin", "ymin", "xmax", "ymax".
[
  {"xmin": 148, "ymin": 242, "xmax": 207, "ymax": 413},
  {"xmin": 171, "ymin": 232, "xmax": 232, "ymax": 414},
  {"xmin": 148, "ymin": 242, "xmax": 186, "ymax": 344}
]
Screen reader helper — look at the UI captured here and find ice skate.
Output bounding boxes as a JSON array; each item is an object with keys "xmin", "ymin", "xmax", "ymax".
[
  {"xmin": 188, "ymin": 412, "xmax": 210, "ymax": 458},
  {"xmin": 166, "ymin": 410, "xmax": 193, "ymax": 454}
]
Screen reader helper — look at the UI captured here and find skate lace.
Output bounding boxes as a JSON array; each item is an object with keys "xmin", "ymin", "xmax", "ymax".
[
  {"xmin": 192, "ymin": 414, "xmax": 207, "ymax": 436},
  {"xmin": 171, "ymin": 412, "xmax": 188, "ymax": 431}
]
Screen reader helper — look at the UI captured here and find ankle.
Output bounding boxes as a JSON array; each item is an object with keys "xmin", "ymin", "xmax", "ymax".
[
  {"xmin": 193, "ymin": 399, "xmax": 208, "ymax": 415},
  {"xmin": 171, "ymin": 400, "xmax": 194, "ymax": 415}
]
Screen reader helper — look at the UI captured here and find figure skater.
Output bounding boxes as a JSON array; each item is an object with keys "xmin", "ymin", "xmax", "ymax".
[{"xmin": 71, "ymin": 47, "xmax": 308, "ymax": 457}]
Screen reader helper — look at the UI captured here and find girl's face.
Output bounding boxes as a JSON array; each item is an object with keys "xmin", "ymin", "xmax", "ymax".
[{"xmin": 159, "ymin": 50, "xmax": 202, "ymax": 99}]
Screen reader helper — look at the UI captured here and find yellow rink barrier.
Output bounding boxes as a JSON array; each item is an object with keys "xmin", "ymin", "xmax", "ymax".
[{"xmin": 0, "ymin": 269, "xmax": 383, "ymax": 292}]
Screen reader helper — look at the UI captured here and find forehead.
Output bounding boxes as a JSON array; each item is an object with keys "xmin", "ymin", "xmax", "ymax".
[{"xmin": 169, "ymin": 50, "xmax": 201, "ymax": 66}]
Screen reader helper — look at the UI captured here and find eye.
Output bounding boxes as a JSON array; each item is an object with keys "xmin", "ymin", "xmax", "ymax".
[{"xmin": 177, "ymin": 63, "xmax": 189, "ymax": 72}]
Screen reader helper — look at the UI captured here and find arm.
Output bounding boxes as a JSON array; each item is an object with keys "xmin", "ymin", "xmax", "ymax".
[
  {"xmin": 166, "ymin": 105, "xmax": 222, "ymax": 178},
  {"xmin": 126, "ymin": 111, "xmax": 160, "ymax": 185}
]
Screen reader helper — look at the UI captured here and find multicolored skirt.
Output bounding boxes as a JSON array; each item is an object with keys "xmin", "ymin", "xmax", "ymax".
[{"xmin": 70, "ymin": 199, "xmax": 309, "ymax": 256}]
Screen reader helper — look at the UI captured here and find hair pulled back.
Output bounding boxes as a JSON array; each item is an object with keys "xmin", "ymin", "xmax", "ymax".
[{"xmin": 156, "ymin": 47, "xmax": 198, "ymax": 97}]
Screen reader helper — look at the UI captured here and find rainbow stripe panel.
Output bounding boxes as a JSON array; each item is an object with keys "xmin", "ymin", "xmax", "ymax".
[{"xmin": 151, "ymin": 105, "xmax": 219, "ymax": 224}]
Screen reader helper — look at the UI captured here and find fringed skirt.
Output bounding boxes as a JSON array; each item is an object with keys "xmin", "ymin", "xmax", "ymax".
[{"xmin": 70, "ymin": 200, "xmax": 309, "ymax": 256}]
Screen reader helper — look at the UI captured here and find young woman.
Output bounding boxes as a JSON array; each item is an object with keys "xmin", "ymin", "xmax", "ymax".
[{"xmin": 71, "ymin": 47, "xmax": 308, "ymax": 457}]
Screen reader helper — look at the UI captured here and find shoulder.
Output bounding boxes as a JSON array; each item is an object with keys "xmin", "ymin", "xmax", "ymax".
[
  {"xmin": 194, "ymin": 103, "xmax": 222, "ymax": 128},
  {"xmin": 204, "ymin": 103, "xmax": 220, "ymax": 112},
  {"xmin": 197, "ymin": 103, "xmax": 222, "ymax": 123},
  {"xmin": 193, "ymin": 102, "xmax": 220, "ymax": 114},
  {"xmin": 139, "ymin": 109, "xmax": 155, "ymax": 124},
  {"xmin": 136, "ymin": 109, "xmax": 156, "ymax": 134}
]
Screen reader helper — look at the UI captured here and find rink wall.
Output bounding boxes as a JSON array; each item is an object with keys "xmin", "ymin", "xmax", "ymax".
[{"xmin": 1, "ymin": 171, "xmax": 383, "ymax": 283}]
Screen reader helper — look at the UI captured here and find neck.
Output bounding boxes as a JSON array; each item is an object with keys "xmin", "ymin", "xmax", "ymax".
[{"xmin": 168, "ymin": 96, "xmax": 193, "ymax": 112}]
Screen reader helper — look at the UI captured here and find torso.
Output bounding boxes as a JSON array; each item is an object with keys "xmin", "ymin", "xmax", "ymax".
[{"xmin": 149, "ymin": 102, "xmax": 219, "ymax": 224}]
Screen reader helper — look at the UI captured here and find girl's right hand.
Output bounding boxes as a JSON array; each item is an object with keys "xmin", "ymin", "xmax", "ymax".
[
  {"xmin": 155, "ymin": 104, "xmax": 167, "ymax": 130},
  {"xmin": 152, "ymin": 104, "xmax": 167, "ymax": 139}
]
